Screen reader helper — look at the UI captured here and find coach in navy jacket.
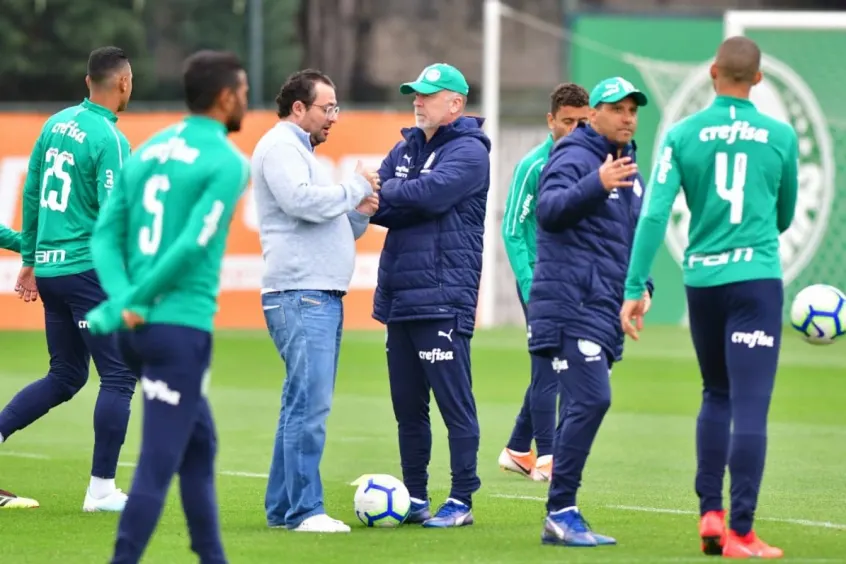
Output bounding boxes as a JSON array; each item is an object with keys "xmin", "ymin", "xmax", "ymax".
[
  {"xmin": 370, "ymin": 63, "xmax": 490, "ymax": 529},
  {"xmin": 530, "ymin": 77, "xmax": 655, "ymax": 547}
]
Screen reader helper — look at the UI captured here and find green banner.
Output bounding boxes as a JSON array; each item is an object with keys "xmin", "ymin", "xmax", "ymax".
[{"xmin": 569, "ymin": 15, "xmax": 845, "ymax": 323}]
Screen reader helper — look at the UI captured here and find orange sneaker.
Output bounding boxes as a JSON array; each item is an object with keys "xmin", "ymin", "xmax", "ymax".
[
  {"xmin": 699, "ymin": 509, "xmax": 726, "ymax": 555},
  {"xmin": 497, "ymin": 447, "xmax": 536, "ymax": 478},
  {"xmin": 723, "ymin": 530, "xmax": 784, "ymax": 559}
]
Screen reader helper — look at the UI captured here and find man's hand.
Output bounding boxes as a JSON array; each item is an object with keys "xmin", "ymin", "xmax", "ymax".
[
  {"xmin": 620, "ymin": 294, "xmax": 650, "ymax": 341},
  {"xmin": 355, "ymin": 160, "xmax": 381, "ymax": 192},
  {"xmin": 122, "ymin": 309, "xmax": 145, "ymax": 330},
  {"xmin": 15, "ymin": 266, "xmax": 38, "ymax": 303},
  {"xmin": 599, "ymin": 154, "xmax": 638, "ymax": 192},
  {"xmin": 356, "ymin": 194, "xmax": 380, "ymax": 216}
]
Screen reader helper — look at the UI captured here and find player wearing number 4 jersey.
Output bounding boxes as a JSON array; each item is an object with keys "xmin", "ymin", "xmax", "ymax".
[
  {"xmin": 623, "ymin": 37, "xmax": 798, "ymax": 559},
  {"xmin": 86, "ymin": 50, "xmax": 250, "ymax": 564},
  {"xmin": 0, "ymin": 46, "xmax": 136, "ymax": 513}
]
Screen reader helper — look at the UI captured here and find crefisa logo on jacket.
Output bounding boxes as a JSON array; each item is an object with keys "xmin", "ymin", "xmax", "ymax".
[{"xmin": 655, "ymin": 54, "xmax": 835, "ymax": 286}]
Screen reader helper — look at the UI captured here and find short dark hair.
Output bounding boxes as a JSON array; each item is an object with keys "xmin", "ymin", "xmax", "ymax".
[
  {"xmin": 275, "ymin": 69, "xmax": 335, "ymax": 118},
  {"xmin": 715, "ymin": 36, "xmax": 761, "ymax": 83},
  {"xmin": 182, "ymin": 50, "xmax": 245, "ymax": 113},
  {"xmin": 87, "ymin": 46, "xmax": 129, "ymax": 85},
  {"xmin": 550, "ymin": 83, "xmax": 589, "ymax": 114}
]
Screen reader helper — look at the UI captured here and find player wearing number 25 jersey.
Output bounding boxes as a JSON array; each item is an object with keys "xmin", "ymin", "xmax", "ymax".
[
  {"xmin": 0, "ymin": 47, "xmax": 137, "ymax": 513},
  {"xmin": 623, "ymin": 37, "xmax": 798, "ymax": 559},
  {"xmin": 86, "ymin": 50, "xmax": 250, "ymax": 564}
]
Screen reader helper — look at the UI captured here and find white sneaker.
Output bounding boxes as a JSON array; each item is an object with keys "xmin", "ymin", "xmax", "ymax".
[
  {"xmin": 83, "ymin": 488, "xmax": 128, "ymax": 512},
  {"xmin": 531, "ymin": 455, "xmax": 553, "ymax": 482},
  {"xmin": 292, "ymin": 513, "xmax": 351, "ymax": 533}
]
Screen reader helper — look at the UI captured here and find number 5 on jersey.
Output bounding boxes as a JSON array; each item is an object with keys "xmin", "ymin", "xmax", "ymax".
[
  {"xmin": 715, "ymin": 151, "xmax": 747, "ymax": 225},
  {"xmin": 140, "ymin": 175, "xmax": 170, "ymax": 255},
  {"xmin": 138, "ymin": 173, "xmax": 227, "ymax": 256}
]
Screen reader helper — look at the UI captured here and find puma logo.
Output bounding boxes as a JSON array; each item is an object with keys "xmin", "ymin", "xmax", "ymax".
[{"xmin": 437, "ymin": 329, "xmax": 453, "ymax": 342}]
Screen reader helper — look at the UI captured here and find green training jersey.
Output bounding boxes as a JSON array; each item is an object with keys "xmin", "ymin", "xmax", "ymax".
[
  {"xmin": 20, "ymin": 98, "xmax": 131, "ymax": 277},
  {"xmin": 501, "ymin": 133, "xmax": 553, "ymax": 302},
  {"xmin": 0, "ymin": 224, "xmax": 21, "ymax": 252},
  {"xmin": 90, "ymin": 115, "xmax": 250, "ymax": 333},
  {"xmin": 625, "ymin": 95, "xmax": 799, "ymax": 299}
]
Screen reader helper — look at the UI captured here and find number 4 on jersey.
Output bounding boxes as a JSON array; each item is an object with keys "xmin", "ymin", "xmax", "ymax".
[{"xmin": 715, "ymin": 151, "xmax": 747, "ymax": 225}]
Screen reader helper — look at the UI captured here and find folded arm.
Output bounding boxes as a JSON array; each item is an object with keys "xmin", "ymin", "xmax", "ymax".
[
  {"xmin": 370, "ymin": 148, "xmax": 427, "ymax": 229},
  {"xmin": 377, "ymin": 140, "xmax": 488, "ymax": 218}
]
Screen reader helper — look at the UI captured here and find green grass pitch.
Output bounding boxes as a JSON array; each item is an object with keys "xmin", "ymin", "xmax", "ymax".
[{"xmin": 0, "ymin": 326, "xmax": 844, "ymax": 563}]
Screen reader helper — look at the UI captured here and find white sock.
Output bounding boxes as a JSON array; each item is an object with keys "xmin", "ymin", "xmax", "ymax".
[
  {"xmin": 89, "ymin": 477, "xmax": 116, "ymax": 499},
  {"xmin": 0, "ymin": 432, "xmax": 5, "ymax": 443}
]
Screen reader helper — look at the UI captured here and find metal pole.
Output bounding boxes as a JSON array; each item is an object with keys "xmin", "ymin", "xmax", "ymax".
[{"xmin": 248, "ymin": 0, "xmax": 264, "ymax": 107}]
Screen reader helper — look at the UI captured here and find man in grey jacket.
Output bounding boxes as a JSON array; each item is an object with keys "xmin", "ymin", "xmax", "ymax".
[{"xmin": 251, "ymin": 69, "xmax": 380, "ymax": 534}]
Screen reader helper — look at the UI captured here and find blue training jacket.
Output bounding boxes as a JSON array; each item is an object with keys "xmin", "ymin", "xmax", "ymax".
[
  {"xmin": 370, "ymin": 115, "xmax": 491, "ymax": 337},
  {"xmin": 527, "ymin": 123, "xmax": 654, "ymax": 361}
]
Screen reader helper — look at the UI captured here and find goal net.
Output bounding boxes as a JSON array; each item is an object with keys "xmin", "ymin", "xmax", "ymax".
[{"xmin": 481, "ymin": 4, "xmax": 846, "ymax": 327}]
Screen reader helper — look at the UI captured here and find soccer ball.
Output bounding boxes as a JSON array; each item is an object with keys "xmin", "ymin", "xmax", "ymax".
[
  {"xmin": 353, "ymin": 474, "xmax": 410, "ymax": 528},
  {"xmin": 789, "ymin": 284, "xmax": 846, "ymax": 345}
]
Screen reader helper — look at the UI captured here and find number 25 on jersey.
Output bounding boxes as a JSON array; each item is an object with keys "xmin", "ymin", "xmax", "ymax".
[{"xmin": 41, "ymin": 148, "xmax": 75, "ymax": 213}]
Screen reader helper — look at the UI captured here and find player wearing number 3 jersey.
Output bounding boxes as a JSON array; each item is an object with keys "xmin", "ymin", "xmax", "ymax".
[
  {"xmin": 0, "ymin": 46, "xmax": 137, "ymax": 513},
  {"xmin": 623, "ymin": 37, "xmax": 798, "ymax": 559}
]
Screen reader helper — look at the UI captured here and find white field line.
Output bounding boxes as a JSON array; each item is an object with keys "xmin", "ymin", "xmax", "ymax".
[
  {"xmin": 492, "ymin": 494, "xmax": 846, "ymax": 531},
  {"xmin": 6, "ymin": 451, "xmax": 845, "ymax": 533}
]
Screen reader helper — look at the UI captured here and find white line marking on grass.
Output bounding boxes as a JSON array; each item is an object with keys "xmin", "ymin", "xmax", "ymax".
[
  {"xmin": 0, "ymin": 450, "xmax": 51, "ymax": 459},
  {"xmin": 15, "ymin": 454, "xmax": 846, "ymax": 534},
  {"xmin": 119, "ymin": 461, "xmax": 269, "ymax": 479},
  {"xmin": 492, "ymin": 495, "xmax": 846, "ymax": 531}
]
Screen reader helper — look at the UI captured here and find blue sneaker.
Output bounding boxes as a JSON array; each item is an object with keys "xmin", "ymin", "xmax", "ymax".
[
  {"xmin": 405, "ymin": 497, "xmax": 431, "ymax": 524},
  {"xmin": 422, "ymin": 498, "xmax": 474, "ymax": 528},
  {"xmin": 542, "ymin": 508, "xmax": 616, "ymax": 547}
]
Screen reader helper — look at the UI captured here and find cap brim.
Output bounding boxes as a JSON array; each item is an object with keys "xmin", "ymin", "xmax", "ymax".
[
  {"xmin": 399, "ymin": 81, "xmax": 443, "ymax": 95},
  {"xmin": 606, "ymin": 91, "xmax": 648, "ymax": 107}
]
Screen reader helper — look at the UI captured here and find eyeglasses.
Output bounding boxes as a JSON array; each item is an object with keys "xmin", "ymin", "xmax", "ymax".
[{"xmin": 313, "ymin": 103, "xmax": 340, "ymax": 118}]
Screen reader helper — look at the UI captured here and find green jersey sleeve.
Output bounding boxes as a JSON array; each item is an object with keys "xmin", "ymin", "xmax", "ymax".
[
  {"xmin": 777, "ymin": 129, "xmax": 799, "ymax": 234},
  {"xmin": 94, "ymin": 133, "xmax": 128, "ymax": 207},
  {"xmin": 0, "ymin": 224, "xmax": 21, "ymax": 252},
  {"xmin": 127, "ymin": 154, "xmax": 249, "ymax": 308},
  {"xmin": 90, "ymin": 173, "xmax": 133, "ymax": 299},
  {"xmin": 501, "ymin": 156, "xmax": 543, "ymax": 301},
  {"xmin": 624, "ymin": 134, "xmax": 683, "ymax": 300},
  {"xmin": 20, "ymin": 134, "xmax": 44, "ymax": 267}
]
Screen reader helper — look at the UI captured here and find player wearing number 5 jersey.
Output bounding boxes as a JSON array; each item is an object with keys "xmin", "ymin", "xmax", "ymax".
[
  {"xmin": 86, "ymin": 50, "xmax": 250, "ymax": 564},
  {"xmin": 623, "ymin": 37, "xmax": 798, "ymax": 559},
  {"xmin": 0, "ymin": 46, "xmax": 137, "ymax": 513}
]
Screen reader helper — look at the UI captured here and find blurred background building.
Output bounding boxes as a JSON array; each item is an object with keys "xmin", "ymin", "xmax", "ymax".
[{"xmin": 0, "ymin": 0, "xmax": 844, "ymax": 331}]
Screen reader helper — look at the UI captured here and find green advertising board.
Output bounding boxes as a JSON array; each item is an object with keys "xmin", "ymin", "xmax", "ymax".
[{"xmin": 569, "ymin": 14, "xmax": 845, "ymax": 325}]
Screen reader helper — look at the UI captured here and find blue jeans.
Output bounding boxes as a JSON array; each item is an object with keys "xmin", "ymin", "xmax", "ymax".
[{"xmin": 261, "ymin": 289, "xmax": 344, "ymax": 528}]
